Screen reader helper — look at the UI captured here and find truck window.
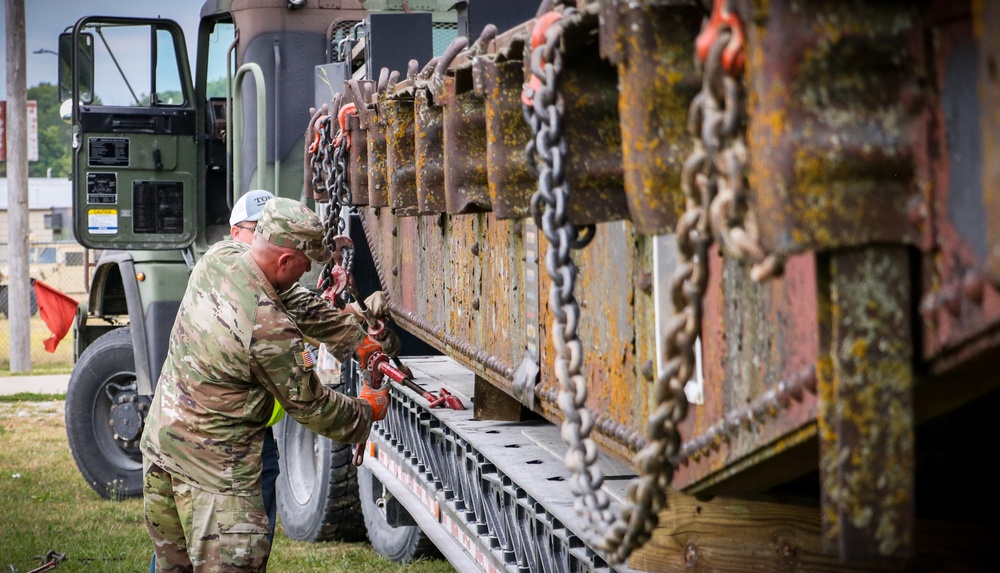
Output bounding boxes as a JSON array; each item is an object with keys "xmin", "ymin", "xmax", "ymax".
[
  {"xmin": 86, "ymin": 22, "xmax": 187, "ymax": 107},
  {"xmin": 205, "ymin": 22, "xmax": 235, "ymax": 99}
]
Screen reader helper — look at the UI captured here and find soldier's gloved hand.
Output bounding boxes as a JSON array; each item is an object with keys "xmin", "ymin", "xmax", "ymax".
[
  {"xmin": 379, "ymin": 328, "xmax": 401, "ymax": 358},
  {"xmin": 359, "ymin": 377, "xmax": 391, "ymax": 421},
  {"xmin": 351, "ymin": 291, "xmax": 389, "ymax": 319}
]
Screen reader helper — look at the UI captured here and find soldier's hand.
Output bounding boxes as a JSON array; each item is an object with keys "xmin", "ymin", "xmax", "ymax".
[
  {"xmin": 351, "ymin": 291, "xmax": 389, "ymax": 319},
  {"xmin": 359, "ymin": 377, "xmax": 391, "ymax": 421},
  {"xmin": 379, "ymin": 328, "xmax": 401, "ymax": 358}
]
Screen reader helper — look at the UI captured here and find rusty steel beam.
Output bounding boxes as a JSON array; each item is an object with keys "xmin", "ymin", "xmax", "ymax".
[
  {"xmin": 745, "ymin": 0, "xmax": 925, "ymax": 255},
  {"xmin": 476, "ymin": 56, "xmax": 535, "ymax": 220},
  {"xmin": 346, "ymin": 113, "xmax": 368, "ymax": 205},
  {"xmin": 818, "ymin": 248, "xmax": 915, "ymax": 561},
  {"xmin": 614, "ymin": 2, "xmax": 701, "ymax": 235},
  {"xmin": 366, "ymin": 96, "xmax": 389, "ymax": 207},
  {"xmin": 384, "ymin": 94, "xmax": 419, "ymax": 215},
  {"xmin": 414, "ymin": 88, "xmax": 446, "ymax": 213}
]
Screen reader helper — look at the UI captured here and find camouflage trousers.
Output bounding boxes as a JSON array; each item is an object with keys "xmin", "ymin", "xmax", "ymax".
[{"xmin": 143, "ymin": 460, "xmax": 271, "ymax": 572}]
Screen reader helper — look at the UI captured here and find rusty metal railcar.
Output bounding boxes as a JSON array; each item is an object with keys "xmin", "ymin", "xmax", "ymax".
[{"xmin": 306, "ymin": 0, "xmax": 1000, "ymax": 571}]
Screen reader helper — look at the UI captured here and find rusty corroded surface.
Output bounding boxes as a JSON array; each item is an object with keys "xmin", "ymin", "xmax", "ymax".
[
  {"xmin": 559, "ymin": 42, "xmax": 630, "ymax": 226},
  {"xmin": 365, "ymin": 105, "xmax": 389, "ymax": 207},
  {"xmin": 346, "ymin": 114, "xmax": 368, "ymax": 205},
  {"xmin": 818, "ymin": 248, "xmax": 915, "ymax": 561},
  {"xmin": 478, "ymin": 57, "xmax": 535, "ymax": 220},
  {"xmin": 745, "ymin": 0, "xmax": 924, "ymax": 254},
  {"xmin": 917, "ymin": 4, "xmax": 1000, "ymax": 365},
  {"xmin": 675, "ymin": 252, "xmax": 821, "ymax": 491},
  {"xmin": 383, "ymin": 96, "xmax": 418, "ymax": 214},
  {"xmin": 414, "ymin": 89, "xmax": 446, "ymax": 213},
  {"xmin": 534, "ymin": 221, "xmax": 645, "ymax": 461},
  {"xmin": 443, "ymin": 74, "xmax": 491, "ymax": 214},
  {"xmin": 982, "ymin": 0, "xmax": 1000, "ymax": 282},
  {"xmin": 615, "ymin": 3, "xmax": 700, "ymax": 235}
]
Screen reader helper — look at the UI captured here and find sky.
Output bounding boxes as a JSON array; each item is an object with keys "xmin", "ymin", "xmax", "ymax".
[{"xmin": 1, "ymin": 0, "xmax": 204, "ymax": 98}]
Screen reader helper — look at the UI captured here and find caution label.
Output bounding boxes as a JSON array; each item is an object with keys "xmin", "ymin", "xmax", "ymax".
[{"xmin": 88, "ymin": 209, "xmax": 118, "ymax": 235}]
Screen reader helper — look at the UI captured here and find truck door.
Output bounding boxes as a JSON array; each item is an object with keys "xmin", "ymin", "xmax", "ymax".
[{"xmin": 61, "ymin": 18, "xmax": 197, "ymax": 250}]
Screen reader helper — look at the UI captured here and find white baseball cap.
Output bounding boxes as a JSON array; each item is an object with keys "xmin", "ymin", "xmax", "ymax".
[{"xmin": 230, "ymin": 189, "xmax": 275, "ymax": 226}]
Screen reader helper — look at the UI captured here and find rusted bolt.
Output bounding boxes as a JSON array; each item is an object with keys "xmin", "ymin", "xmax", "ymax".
[
  {"xmin": 963, "ymin": 270, "xmax": 985, "ymax": 304},
  {"xmin": 638, "ymin": 272, "xmax": 653, "ymax": 294},
  {"xmin": 129, "ymin": 395, "xmax": 137, "ymax": 403},
  {"xmin": 472, "ymin": 298, "xmax": 480, "ymax": 311},
  {"xmin": 684, "ymin": 543, "xmax": 698, "ymax": 567},
  {"xmin": 471, "ymin": 243, "xmax": 480, "ymax": 256},
  {"xmin": 641, "ymin": 360, "xmax": 654, "ymax": 381},
  {"xmin": 392, "ymin": 265, "xmax": 398, "ymax": 277},
  {"xmin": 108, "ymin": 418, "xmax": 115, "ymax": 426}
]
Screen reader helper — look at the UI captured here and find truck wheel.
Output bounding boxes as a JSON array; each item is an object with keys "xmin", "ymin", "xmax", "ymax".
[
  {"xmin": 358, "ymin": 464, "xmax": 437, "ymax": 563},
  {"xmin": 65, "ymin": 327, "xmax": 147, "ymax": 500},
  {"xmin": 274, "ymin": 417, "xmax": 365, "ymax": 542}
]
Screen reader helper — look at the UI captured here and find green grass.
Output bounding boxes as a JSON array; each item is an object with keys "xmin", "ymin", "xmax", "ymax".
[
  {"xmin": 0, "ymin": 400, "xmax": 455, "ymax": 573},
  {"xmin": 0, "ymin": 392, "xmax": 66, "ymax": 402},
  {"xmin": 0, "ymin": 317, "xmax": 76, "ymax": 375}
]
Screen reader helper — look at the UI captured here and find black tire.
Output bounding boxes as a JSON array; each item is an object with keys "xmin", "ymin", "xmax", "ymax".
[
  {"xmin": 65, "ymin": 327, "xmax": 145, "ymax": 500},
  {"xmin": 358, "ymin": 464, "xmax": 438, "ymax": 563},
  {"xmin": 274, "ymin": 417, "xmax": 365, "ymax": 541}
]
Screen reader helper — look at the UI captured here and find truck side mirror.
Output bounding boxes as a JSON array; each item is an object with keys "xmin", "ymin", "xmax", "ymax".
[{"xmin": 58, "ymin": 31, "xmax": 94, "ymax": 104}]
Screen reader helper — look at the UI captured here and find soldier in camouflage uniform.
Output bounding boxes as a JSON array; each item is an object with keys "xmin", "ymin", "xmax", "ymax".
[{"xmin": 140, "ymin": 197, "xmax": 398, "ymax": 572}]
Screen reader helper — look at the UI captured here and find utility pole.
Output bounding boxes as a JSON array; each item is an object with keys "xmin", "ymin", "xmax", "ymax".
[{"xmin": 6, "ymin": 0, "xmax": 31, "ymax": 372}]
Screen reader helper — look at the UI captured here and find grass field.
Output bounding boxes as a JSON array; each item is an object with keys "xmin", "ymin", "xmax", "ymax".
[
  {"xmin": 0, "ymin": 317, "xmax": 75, "ymax": 375},
  {"xmin": 0, "ymin": 399, "xmax": 455, "ymax": 573}
]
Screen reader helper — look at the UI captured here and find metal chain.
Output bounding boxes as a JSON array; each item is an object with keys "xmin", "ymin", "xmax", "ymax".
[
  {"xmin": 318, "ymin": 106, "xmax": 355, "ymax": 301},
  {"xmin": 700, "ymin": 4, "xmax": 783, "ymax": 280},
  {"xmin": 524, "ymin": 6, "xmax": 634, "ymax": 562}
]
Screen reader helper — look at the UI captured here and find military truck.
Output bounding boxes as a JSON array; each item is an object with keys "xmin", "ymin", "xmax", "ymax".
[{"xmin": 60, "ymin": 0, "xmax": 999, "ymax": 571}]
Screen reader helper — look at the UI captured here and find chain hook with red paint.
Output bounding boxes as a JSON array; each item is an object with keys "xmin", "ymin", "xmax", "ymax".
[{"xmin": 695, "ymin": 0, "xmax": 745, "ymax": 75}]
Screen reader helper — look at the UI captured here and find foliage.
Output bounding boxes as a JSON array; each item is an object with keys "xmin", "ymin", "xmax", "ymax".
[{"xmin": 0, "ymin": 82, "xmax": 73, "ymax": 178}]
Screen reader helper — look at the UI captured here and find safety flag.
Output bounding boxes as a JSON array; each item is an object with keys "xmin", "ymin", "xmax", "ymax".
[{"xmin": 33, "ymin": 280, "xmax": 79, "ymax": 353}]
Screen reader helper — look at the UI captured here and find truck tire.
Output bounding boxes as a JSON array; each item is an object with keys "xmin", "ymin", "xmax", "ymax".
[
  {"xmin": 274, "ymin": 417, "xmax": 365, "ymax": 542},
  {"xmin": 65, "ymin": 327, "xmax": 146, "ymax": 500},
  {"xmin": 358, "ymin": 464, "xmax": 437, "ymax": 563}
]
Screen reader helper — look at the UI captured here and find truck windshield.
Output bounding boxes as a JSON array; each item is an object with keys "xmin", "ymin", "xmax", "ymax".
[{"xmin": 85, "ymin": 22, "xmax": 186, "ymax": 107}]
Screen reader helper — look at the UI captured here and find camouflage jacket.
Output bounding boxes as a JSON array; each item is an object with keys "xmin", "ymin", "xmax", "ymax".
[{"xmin": 139, "ymin": 241, "xmax": 370, "ymax": 494}]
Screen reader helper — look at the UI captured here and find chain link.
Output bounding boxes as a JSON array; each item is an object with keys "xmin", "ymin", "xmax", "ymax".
[{"xmin": 317, "ymin": 105, "xmax": 356, "ymax": 303}]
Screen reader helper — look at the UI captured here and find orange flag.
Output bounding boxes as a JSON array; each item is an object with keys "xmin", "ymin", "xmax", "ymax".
[{"xmin": 33, "ymin": 280, "xmax": 79, "ymax": 353}]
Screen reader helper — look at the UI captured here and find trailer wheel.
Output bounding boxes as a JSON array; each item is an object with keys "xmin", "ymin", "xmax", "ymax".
[
  {"xmin": 274, "ymin": 419, "xmax": 365, "ymax": 542},
  {"xmin": 359, "ymin": 464, "xmax": 437, "ymax": 563},
  {"xmin": 65, "ymin": 327, "xmax": 146, "ymax": 500}
]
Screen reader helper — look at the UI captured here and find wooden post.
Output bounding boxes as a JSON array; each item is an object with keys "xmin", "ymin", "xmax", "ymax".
[{"xmin": 5, "ymin": 0, "xmax": 31, "ymax": 372}]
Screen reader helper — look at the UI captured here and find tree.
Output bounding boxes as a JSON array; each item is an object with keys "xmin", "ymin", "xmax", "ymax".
[{"xmin": 0, "ymin": 82, "xmax": 72, "ymax": 178}]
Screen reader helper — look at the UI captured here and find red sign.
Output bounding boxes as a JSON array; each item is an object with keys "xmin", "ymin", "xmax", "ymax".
[{"xmin": 0, "ymin": 100, "xmax": 39, "ymax": 162}]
